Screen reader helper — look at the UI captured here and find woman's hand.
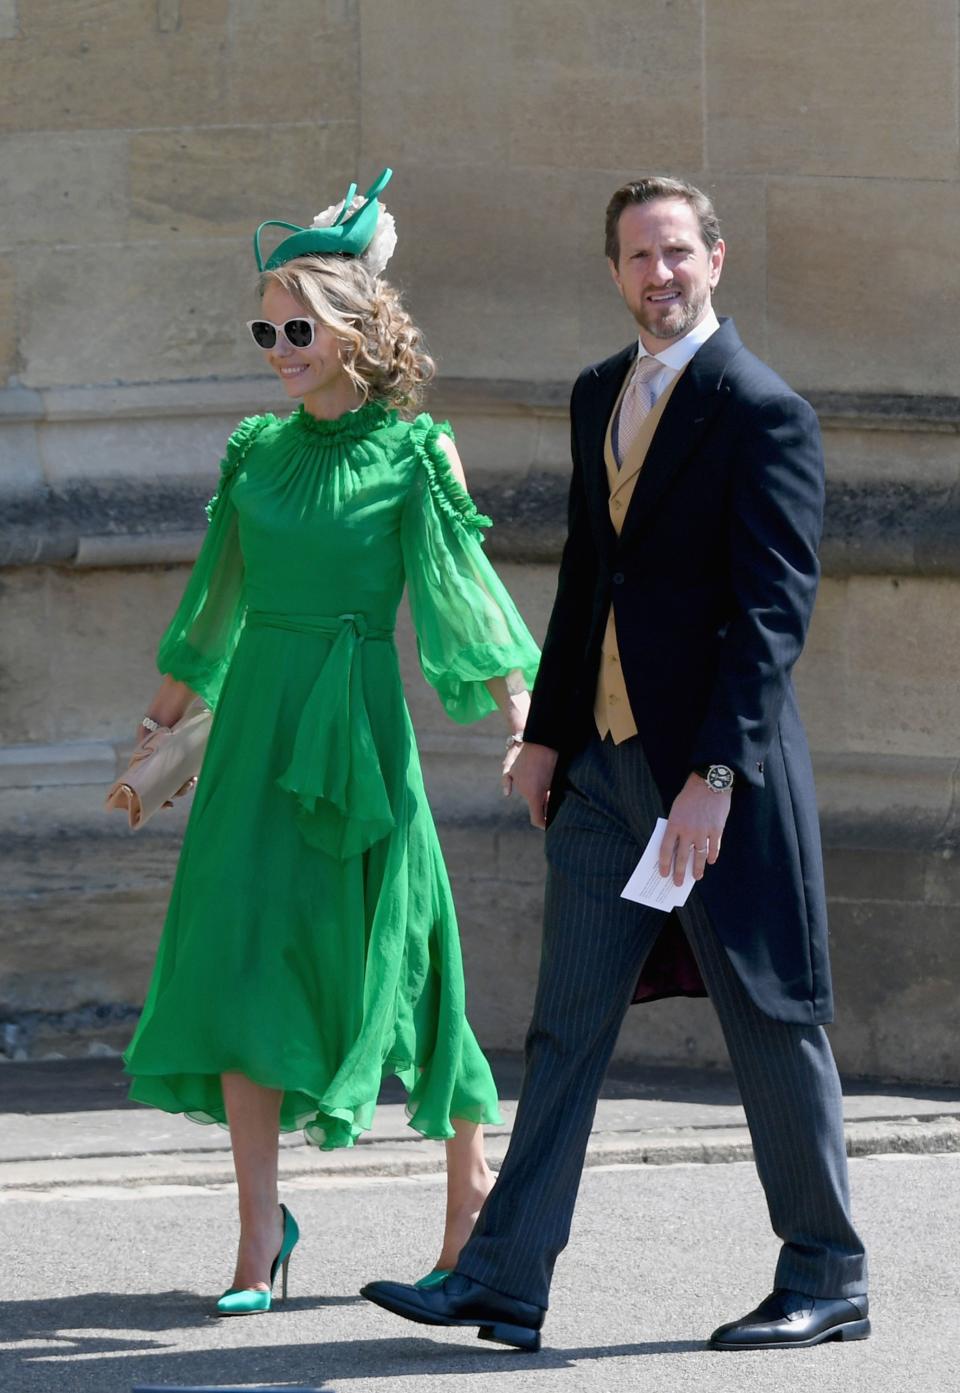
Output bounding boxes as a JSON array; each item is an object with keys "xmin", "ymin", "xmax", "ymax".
[
  {"xmin": 485, "ymin": 674, "xmax": 531, "ymax": 797},
  {"xmin": 507, "ymin": 741, "xmax": 558, "ymax": 829},
  {"xmin": 501, "ymin": 738, "xmax": 524, "ymax": 796},
  {"xmin": 135, "ymin": 676, "xmax": 196, "ymax": 746}
]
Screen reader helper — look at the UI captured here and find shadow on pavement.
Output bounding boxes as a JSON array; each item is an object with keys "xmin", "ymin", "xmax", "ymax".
[
  {"xmin": 0, "ymin": 1289, "xmax": 368, "ymax": 1347},
  {"xmin": 0, "ymin": 1288, "xmax": 213, "ymax": 1342},
  {"xmin": 5, "ymin": 1330, "xmax": 707, "ymax": 1393}
]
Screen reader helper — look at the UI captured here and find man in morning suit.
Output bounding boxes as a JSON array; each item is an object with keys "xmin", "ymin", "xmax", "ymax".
[{"xmin": 362, "ymin": 176, "xmax": 869, "ymax": 1353}]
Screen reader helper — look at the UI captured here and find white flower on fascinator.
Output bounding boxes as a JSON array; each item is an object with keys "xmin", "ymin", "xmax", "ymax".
[{"xmin": 310, "ymin": 194, "xmax": 397, "ymax": 276}]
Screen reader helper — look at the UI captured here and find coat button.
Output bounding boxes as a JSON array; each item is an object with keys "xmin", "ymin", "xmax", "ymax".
[{"xmin": 612, "ymin": 572, "xmax": 625, "ymax": 585}]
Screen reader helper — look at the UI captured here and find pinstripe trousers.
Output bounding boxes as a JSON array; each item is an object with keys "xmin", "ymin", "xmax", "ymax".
[{"xmin": 457, "ymin": 732, "xmax": 867, "ymax": 1310}]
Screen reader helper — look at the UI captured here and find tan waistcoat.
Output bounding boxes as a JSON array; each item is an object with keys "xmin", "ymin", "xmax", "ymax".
[{"xmin": 594, "ymin": 365, "xmax": 687, "ymax": 742}]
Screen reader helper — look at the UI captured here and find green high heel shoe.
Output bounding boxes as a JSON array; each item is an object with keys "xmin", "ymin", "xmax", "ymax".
[
  {"xmin": 414, "ymin": 1268, "xmax": 453, "ymax": 1291},
  {"xmin": 217, "ymin": 1203, "xmax": 300, "ymax": 1316}
]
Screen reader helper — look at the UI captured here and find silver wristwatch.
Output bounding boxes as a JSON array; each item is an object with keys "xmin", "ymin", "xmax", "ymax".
[{"xmin": 692, "ymin": 763, "xmax": 735, "ymax": 792}]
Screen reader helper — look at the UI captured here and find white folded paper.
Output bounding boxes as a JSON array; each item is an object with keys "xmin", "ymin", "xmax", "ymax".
[{"xmin": 620, "ymin": 817, "xmax": 695, "ymax": 911}]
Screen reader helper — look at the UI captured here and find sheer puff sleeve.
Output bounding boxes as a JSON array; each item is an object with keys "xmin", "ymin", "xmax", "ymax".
[
  {"xmin": 156, "ymin": 415, "xmax": 273, "ymax": 708},
  {"xmin": 401, "ymin": 415, "xmax": 540, "ymax": 723}
]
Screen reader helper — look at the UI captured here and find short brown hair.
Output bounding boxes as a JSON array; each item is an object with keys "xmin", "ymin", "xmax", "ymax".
[{"xmin": 604, "ymin": 177, "xmax": 721, "ymax": 263}]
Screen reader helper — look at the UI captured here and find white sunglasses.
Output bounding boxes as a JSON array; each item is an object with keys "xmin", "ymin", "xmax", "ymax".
[{"xmin": 247, "ymin": 316, "xmax": 318, "ymax": 350}]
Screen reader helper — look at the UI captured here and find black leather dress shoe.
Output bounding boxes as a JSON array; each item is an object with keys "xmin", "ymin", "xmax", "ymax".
[
  {"xmin": 710, "ymin": 1289, "xmax": 870, "ymax": 1350},
  {"xmin": 359, "ymin": 1272, "xmax": 544, "ymax": 1351}
]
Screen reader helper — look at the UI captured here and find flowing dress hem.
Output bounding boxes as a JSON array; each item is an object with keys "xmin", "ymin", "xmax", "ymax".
[{"xmin": 124, "ymin": 1058, "xmax": 503, "ymax": 1152}]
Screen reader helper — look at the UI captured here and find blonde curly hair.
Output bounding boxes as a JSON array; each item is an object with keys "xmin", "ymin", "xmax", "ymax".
[{"xmin": 257, "ymin": 256, "xmax": 435, "ymax": 411}]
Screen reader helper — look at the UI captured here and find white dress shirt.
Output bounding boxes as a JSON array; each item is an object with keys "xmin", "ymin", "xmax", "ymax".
[{"xmin": 636, "ymin": 306, "xmax": 720, "ymax": 406}]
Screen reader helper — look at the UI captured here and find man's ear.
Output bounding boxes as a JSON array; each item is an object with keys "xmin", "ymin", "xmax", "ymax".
[
  {"xmin": 708, "ymin": 238, "xmax": 725, "ymax": 290},
  {"xmin": 608, "ymin": 256, "xmax": 624, "ymax": 296}
]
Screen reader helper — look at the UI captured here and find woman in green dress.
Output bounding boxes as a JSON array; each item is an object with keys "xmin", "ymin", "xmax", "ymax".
[{"xmin": 122, "ymin": 171, "xmax": 539, "ymax": 1313}]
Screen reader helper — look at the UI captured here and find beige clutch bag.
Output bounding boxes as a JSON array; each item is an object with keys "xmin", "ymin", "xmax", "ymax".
[{"xmin": 104, "ymin": 698, "xmax": 213, "ymax": 830}]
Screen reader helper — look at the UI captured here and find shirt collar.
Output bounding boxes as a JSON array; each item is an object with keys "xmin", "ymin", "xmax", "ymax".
[{"xmin": 637, "ymin": 306, "xmax": 721, "ymax": 372}]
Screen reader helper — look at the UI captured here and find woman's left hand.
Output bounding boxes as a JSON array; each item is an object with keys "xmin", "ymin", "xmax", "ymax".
[{"xmin": 501, "ymin": 739, "xmax": 524, "ymax": 796}]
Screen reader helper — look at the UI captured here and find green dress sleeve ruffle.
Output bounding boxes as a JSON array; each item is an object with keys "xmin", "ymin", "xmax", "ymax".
[
  {"xmin": 401, "ymin": 414, "xmax": 540, "ymax": 723},
  {"xmin": 156, "ymin": 415, "xmax": 273, "ymax": 707}
]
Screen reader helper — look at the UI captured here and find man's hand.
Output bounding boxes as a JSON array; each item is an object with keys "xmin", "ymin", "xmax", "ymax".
[
  {"xmin": 659, "ymin": 772, "xmax": 732, "ymax": 886},
  {"xmin": 507, "ymin": 741, "xmax": 558, "ymax": 830}
]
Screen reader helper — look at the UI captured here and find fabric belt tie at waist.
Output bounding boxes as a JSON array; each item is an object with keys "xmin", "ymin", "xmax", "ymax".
[{"xmin": 249, "ymin": 611, "xmax": 395, "ymax": 860}]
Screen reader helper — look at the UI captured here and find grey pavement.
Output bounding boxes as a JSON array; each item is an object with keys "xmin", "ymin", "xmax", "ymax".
[
  {"xmin": 1, "ymin": 1057, "xmax": 959, "ymax": 1393},
  {"xmin": 1, "ymin": 1154, "xmax": 958, "ymax": 1393},
  {"xmin": 1, "ymin": 1054, "xmax": 959, "ymax": 1194}
]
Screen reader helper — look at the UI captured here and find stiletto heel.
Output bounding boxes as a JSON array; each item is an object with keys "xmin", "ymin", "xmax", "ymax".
[{"xmin": 217, "ymin": 1202, "xmax": 300, "ymax": 1316}]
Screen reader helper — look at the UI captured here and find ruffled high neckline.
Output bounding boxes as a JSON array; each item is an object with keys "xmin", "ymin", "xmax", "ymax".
[{"xmin": 291, "ymin": 400, "xmax": 396, "ymax": 441}]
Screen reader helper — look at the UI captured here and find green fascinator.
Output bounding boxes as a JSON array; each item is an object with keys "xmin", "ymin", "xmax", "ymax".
[{"xmin": 254, "ymin": 168, "xmax": 394, "ymax": 273}]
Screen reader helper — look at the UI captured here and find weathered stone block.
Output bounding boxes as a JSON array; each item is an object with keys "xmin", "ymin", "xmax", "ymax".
[
  {"xmin": 794, "ymin": 580, "xmax": 852, "ymax": 753},
  {"xmin": 798, "ymin": 577, "xmax": 960, "ymax": 759},
  {"xmin": 707, "ymin": 0, "xmax": 959, "ymax": 179},
  {"xmin": 224, "ymin": 0, "xmax": 359, "ymax": 125},
  {"xmin": 0, "ymin": 563, "xmax": 189, "ymax": 745},
  {"xmin": 822, "ymin": 424, "xmax": 960, "ymax": 488},
  {"xmin": 703, "ymin": 176, "xmax": 767, "ymax": 360},
  {"xmin": 0, "ymin": 740, "xmax": 116, "ymax": 788},
  {"xmin": 389, "ymin": 163, "xmax": 585, "ymax": 381},
  {"xmin": 923, "ymin": 848, "xmax": 960, "ymax": 908},
  {"xmin": 510, "ymin": 0, "xmax": 703, "ymax": 170},
  {"xmin": 0, "ymin": 0, "xmax": 19, "ymax": 40},
  {"xmin": 439, "ymin": 823, "xmax": 546, "ymax": 1048},
  {"xmin": 828, "ymin": 897, "xmax": 960, "ymax": 1081},
  {"xmin": 766, "ymin": 179, "xmax": 960, "ymax": 396},
  {"xmin": 18, "ymin": 240, "xmax": 254, "ymax": 388},
  {"xmin": 0, "ymin": 132, "xmax": 128, "ymax": 245},
  {"xmin": 359, "ymin": 0, "xmax": 511, "ymax": 166},
  {"xmin": 0, "ymin": 1, "xmax": 231, "ymax": 132},
  {"xmin": 564, "ymin": 166, "xmax": 640, "ymax": 368},
  {"xmin": 815, "ymin": 754, "xmax": 957, "ymax": 851},
  {"xmin": 37, "ymin": 413, "xmax": 247, "ymax": 483},
  {"xmin": 0, "ymin": 421, "xmax": 42, "ymax": 489},
  {"xmin": 129, "ymin": 124, "xmax": 357, "ymax": 240},
  {"xmin": 823, "ymin": 846, "xmax": 929, "ymax": 908},
  {"xmin": 1, "ymin": 887, "xmax": 168, "ymax": 1013},
  {"xmin": 616, "ymin": 995, "xmax": 729, "ymax": 1069}
]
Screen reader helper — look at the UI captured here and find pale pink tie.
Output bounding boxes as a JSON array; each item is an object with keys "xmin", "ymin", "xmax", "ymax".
[{"xmin": 615, "ymin": 354, "xmax": 663, "ymax": 468}]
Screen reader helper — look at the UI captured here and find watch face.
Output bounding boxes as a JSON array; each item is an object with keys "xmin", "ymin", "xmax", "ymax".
[{"xmin": 706, "ymin": 764, "xmax": 734, "ymax": 792}]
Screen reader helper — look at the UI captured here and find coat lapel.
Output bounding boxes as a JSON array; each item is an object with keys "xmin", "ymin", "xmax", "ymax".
[
  {"xmin": 617, "ymin": 317, "xmax": 744, "ymax": 549},
  {"xmin": 579, "ymin": 343, "xmax": 636, "ymax": 554}
]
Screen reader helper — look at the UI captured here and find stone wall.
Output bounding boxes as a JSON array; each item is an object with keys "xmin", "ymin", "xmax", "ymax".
[{"xmin": 1, "ymin": 1, "xmax": 959, "ymax": 1079}]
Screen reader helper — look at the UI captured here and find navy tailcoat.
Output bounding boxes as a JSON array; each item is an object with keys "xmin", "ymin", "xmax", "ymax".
[{"xmin": 523, "ymin": 317, "xmax": 833, "ymax": 1025}]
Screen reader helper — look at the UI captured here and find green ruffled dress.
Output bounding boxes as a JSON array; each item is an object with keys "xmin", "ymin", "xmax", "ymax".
[{"xmin": 123, "ymin": 402, "xmax": 539, "ymax": 1148}]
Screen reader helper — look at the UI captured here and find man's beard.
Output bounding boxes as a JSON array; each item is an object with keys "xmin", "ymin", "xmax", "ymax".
[{"xmin": 634, "ymin": 283, "xmax": 708, "ymax": 342}]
